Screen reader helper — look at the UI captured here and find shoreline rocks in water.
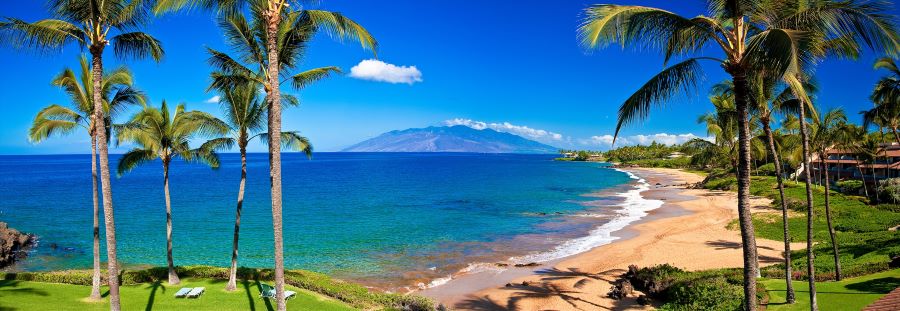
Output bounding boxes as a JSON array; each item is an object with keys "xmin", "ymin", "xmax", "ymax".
[{"xmin": 0, "ymin": 222, "xmax": 36, "ymax": 269}]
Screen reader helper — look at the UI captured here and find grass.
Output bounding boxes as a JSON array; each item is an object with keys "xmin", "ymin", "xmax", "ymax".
[
  {"xmin": 0, "ymin": 277, "xmax": 355, "ymax": 311},
  {"xmin": 714, "ymin": 175, "xmax": 900, "ymax": 280},
  {"xmin": 1, "ymin": 266, "xmax": 434, "ymax": 310},
  {"xmin": 762, "ymin": 268, "xmax": 900, "ymax": 311}
]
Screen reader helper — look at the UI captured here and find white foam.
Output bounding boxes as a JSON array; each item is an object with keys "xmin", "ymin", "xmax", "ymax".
[
  {"xmin": 422, "ymin": 168, "xmax": 663, "ymax": 289},
  {"xmin": 510, "ymin": 168, "xmax": 663, "ymax": 264}
]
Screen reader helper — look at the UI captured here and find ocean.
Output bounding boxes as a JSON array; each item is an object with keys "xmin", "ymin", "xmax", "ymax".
[{"xmin": 0, "ymin": 153, "xmax": 654, "ymax": 290}]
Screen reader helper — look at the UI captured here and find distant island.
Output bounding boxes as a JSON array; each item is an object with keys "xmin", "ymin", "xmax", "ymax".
[{"xmin": 342, "ymin": 125, "xmax": 558, "ymax": 153}]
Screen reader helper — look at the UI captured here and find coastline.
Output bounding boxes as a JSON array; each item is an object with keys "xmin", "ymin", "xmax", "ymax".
[{"xmin": 420, "ymin": 167, "xmax": 804, "ymax": 310}]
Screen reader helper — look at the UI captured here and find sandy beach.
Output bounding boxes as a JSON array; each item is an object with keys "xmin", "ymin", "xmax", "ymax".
[{"xmin": 420, "ymin": 167, "xmax": 804, "ymax": 310}]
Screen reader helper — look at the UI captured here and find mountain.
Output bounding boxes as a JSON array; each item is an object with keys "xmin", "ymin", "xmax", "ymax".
[{"xmin": 342, "ymin": 125, "xmax": 558, "ymax": 154}]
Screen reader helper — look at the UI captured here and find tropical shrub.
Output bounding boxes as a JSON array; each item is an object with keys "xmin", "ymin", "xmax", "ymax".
[
  {"xmin": 628, "ymin": 265, "xmax": 746, "ymax": 311},
  {"xmin": 836, "ymin": 180, "xmax": 864, "ymax": 196},
  {"xmin": 757, "ymin": 163, "xmax": 777, "ymax": 176},
  {"xmin": 878, "ymin": 178, "xmax": 900, "ymax": 203}
]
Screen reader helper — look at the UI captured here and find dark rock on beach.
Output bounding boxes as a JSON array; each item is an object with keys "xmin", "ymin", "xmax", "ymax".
[
  {"xmin": 0, "ymin": 222, "xmax": 36, "ymax": 269},
  {"xmin": 514, "ymin": 262, "xmax": 540, "ymax": 268}
]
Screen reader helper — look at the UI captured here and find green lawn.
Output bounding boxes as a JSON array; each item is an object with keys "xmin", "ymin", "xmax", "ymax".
[
  {"xmin": 762, "ymin": 268, "xmax": 900, "ymax": 311},
  {"xmin": 0, "ymin": 277, "xmax": 355, "ymax": 311}
]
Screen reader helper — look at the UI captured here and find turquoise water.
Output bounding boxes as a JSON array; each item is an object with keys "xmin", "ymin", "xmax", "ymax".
[{"xmin": 0, "ymin": 153, "xmax": 632, "ymax": 287}]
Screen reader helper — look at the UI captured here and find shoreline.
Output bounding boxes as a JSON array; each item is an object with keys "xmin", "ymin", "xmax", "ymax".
[{"xmin": 420, "ymin": 167, "xmax": 804, "ymax": 310}]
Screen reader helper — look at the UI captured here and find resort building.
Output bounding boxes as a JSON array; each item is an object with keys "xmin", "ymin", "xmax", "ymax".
[{"xmin": 810, "ymin": 143, "xmax": 900, "ymax": 183}]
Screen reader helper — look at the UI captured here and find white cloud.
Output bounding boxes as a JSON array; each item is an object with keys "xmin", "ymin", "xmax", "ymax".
[
  {"xmin": 580, "ymin": 133, "xmax": 711, "ymax": 147},
  {"xmin": 349, "ymin": 59, "xmax": 422, "ymax": 84},
  {"xmin": 443, "ymin": 118, "xmax": 565, "ymax": 142},
  {"xmin": 204, "ymin": 95, "xmax": 221, "ymax": 104}
]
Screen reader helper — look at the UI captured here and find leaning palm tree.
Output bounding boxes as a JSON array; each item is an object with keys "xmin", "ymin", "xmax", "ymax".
[
  {"xmin": 28, "ymin": 56, "xmax": 144, "ymax": 300},
  {"xmin": 116, "ymin": 101, "xmax": 228, "ymax": 285},
  {"xmin": 153, "ymin": 2, "xmax": 375, "ymax": 308},
  {"xmin": 206, "ymin": 83, "xmax": 313, "ymax": 291},
  {"xmin": 2, "ymin": 2, "xmax": 164, "ymax": 307},
  {"xmin": 579, "ymin": 2, "xmax": 899, "ymax": 308},
  {"xmin": 809, "ymin": 108, "xmax": 848, "ymax": 281}
]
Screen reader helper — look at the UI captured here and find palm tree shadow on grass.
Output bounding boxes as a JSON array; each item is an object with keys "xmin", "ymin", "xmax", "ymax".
[
  {"xmin": 845, "ymin": 277, "xmax": 900, "ymax": 294},
  {"xmin": 144, "ymin": 281, "xmax": 163, "ymax": 311},
  {"xmin": 0, "ymin": 280, "xmax": 49, "ymax": 297},
  {"xmin": 241, "ymin": 279, "xmax": 256, "ymax": 311},
  {"xmin": 254, "ymin": 278, "xmax": 274, "ymax": 311}
]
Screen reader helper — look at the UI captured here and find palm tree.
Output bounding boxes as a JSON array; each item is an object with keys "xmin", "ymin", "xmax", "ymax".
[
  {"xmin": 2, "ymin": 2, "xmax": 164, "ymax": 307},
  {"xmin": 809, "ymin": 108, "xmax": 848, "ymax": 281},
  {"xmin": 864, "ymin": 58, "xmax": 900, "ymax": 145},
  {"xmin": 28, "ymin": 55, "xmax": 144, "ymax": 300},
  {"xmin": 837, "ymin": 124, "xmax": 872, "ymax": 197},
  {"xmin": 206, "ymin": 83, "xmax": 313, "ymax": 291},
  {"xmin": 715, "ymin": 77, "xmax": 804, "ymax": 302},
  {"xmin": 153, "ymin": 2, "xmax": 375, "ymax": 308},
  {"xmin": 116, "ymin": 101, "xmax": 228, "ymax": 285},
  {"xmin": 698, "ymin": 93, "xmax": 740, "ymax": 169},
  {"xmin": 578, "ymin": 2, "xmax": 898, "ymax": 308}
]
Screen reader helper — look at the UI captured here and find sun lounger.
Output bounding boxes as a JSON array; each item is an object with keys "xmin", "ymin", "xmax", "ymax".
[
  {"xmin": 259, "ymin": 283, "xmax": 297, "ymax": 300},
  {"xmin": 186, "ymin": 287, "xmax": 205, "ymax": 298},
  {"xmin": 174, "ymin": 287, "xmax": 193, "ymax": 298}
]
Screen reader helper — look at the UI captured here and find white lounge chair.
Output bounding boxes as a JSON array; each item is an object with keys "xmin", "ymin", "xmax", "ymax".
[
  {"xmin": 174, "ymin": 287, "xmax": 192, "ymax": 298},
  {"xmin": 186, "ymin": 287, "xmax": 205, "ymax": 298},
  {"xmin": 259, "ymin": 283, "xmax": 296, "ymax": 300}
]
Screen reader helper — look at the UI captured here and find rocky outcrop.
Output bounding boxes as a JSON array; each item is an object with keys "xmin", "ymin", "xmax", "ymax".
[{"xmin": 0, "ymin": 222, "xmax": 35, "ymax": 269}]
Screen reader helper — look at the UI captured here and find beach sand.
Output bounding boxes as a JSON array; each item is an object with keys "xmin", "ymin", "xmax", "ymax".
[{"xmin": 420, "ymin": 167, "xmax": 804, "ymax": 310}]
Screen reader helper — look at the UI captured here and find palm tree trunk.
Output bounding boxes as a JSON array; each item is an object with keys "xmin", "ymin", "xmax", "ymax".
[
  {"xmin": 891, "ymin": 127, "xmax": 900, "ymax": 145},
  {"xmin": 763, "ymin": 122, "xmax": 795, "ymax": 303},
  {"xmin": 163, "ymin": 158, "xmax": 180, "ymax": 285},
  {"xmin": 89, "ymin": 133, "xmax": 102, "ymax": 300},
  {"xmin": 798, "ymin": 103, "xmax": 818, "ymax": 311},
  {"xmin": 731, "ymin": 72, "xmax": 760, "ymax": 311},
  {"xmin": 856, "ymin": 160, "xmax": 869, "ymax": 197},
  {"xmin": 820, "ymin": 152, "xmax": 841, "ymax": 281},
  {"xmin": 264, "ymin": 7, "xmax": 287, "ymax": 311},
  {"xmin": 226, "ymin": 144, "xmax": 248, "ymax": 291},
  {"xmin": 90, "ymin": 47, "xmax": 120, "ymax": 311},
  {"xmin": 89, "ymin": 134, "xmax": 102, "ymax": 299}
]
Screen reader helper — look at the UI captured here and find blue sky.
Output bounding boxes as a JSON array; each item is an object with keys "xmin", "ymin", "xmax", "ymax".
[{"xmin": 0, "ymin": 0, "xmax": 896, "ymax": 154}]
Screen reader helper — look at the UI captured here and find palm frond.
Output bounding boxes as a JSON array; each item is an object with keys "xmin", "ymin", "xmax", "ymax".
[
  {"xmin": 112, "ymin": 31, "xmax": 164, "ymax": 62},
  {"xmin": 116, "ymin": 148, "xmax": 157, "ymax": 176},
  {"xmin": 259, "ymin": 131, "xmax": 313, "ymax": 157},
  {"xmin": 614, "ymin": 58, "xmax": 706, "ymax": 142},
  {"xmin": 0, "ymin": 18, "xmax": 86, "ymax": 52},
  {"xmin": 300, "ymin": 10, "xmax": 378, "ymax": 53},
  {"xmin": 291, "ymin": 66, "xmax": 341, "ymax": 89},
  {"xmin": 578, "ymin": 5, "xmax": 715, "ymax": 57}
]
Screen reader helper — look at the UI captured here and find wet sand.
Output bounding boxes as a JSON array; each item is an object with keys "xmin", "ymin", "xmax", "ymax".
[{"xmin": 420, "ymin": 167, "xmax": 803, "ymax": 310}]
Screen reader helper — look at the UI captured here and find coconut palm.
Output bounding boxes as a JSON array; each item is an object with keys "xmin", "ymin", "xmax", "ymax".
[
  {"xmin": 579, "ymin": 1, "xmax": 899, "ymax": 308},
  {"xmin": 698, "ymin": 93, "xmax": 740, "ymax": 169},
  {"xmin": 864, "ymin": 58, "xmax": 900, "ymax": 144},
  {"xmin": 28, "ymin": 55, "xmax": 144, "ymax": 300},
  {"xmin": 1, "ymin": 1, "xmax": 164, "ymax": 307},
  {"xmin": 153, "ymin": 2, "xmax": 375, "ymax": 308},
  {"xmin": 116, "ymin": 101, "xmax": 228, "ymax": 285},
  {"xmin": 206, "ymin": 83, "xmax": 313, "ymax": 291},
  {"xmin": 809, "ymin": 108, "xmax": 848, "ymax": 281}
]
